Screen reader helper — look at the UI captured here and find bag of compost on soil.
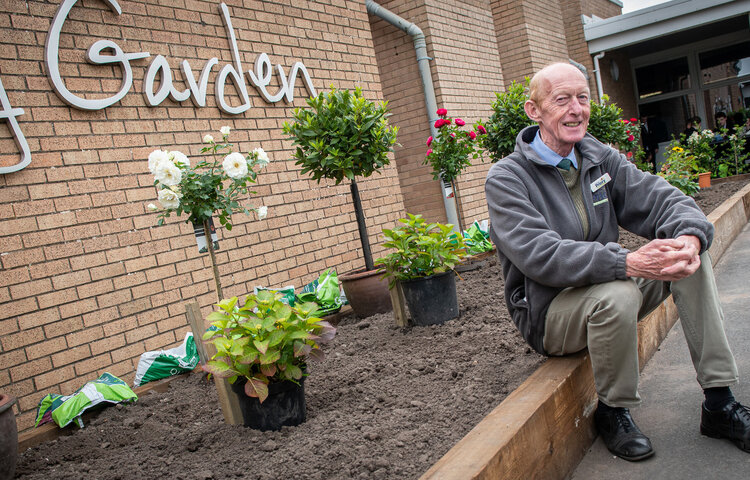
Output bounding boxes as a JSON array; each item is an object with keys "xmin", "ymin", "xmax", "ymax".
[
  {"xmin": 34, "ymin": 372, "xmax": 137, "ymax": 429},
  {"xmin": 463, "ymin": 220, "xmax": 494, "ymax": 255},
  {"xmin": 297, "ymin": 268, "xmax": 343, "ymax": 316},
  {"xmin": 133, "ymin": 332, "xmax": 199, "ymax": 387}
]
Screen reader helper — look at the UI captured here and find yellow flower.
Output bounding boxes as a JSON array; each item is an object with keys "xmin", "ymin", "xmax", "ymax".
[{"xmin": 672, "ymin": 146, "xmax": 683, "ymax": 153}]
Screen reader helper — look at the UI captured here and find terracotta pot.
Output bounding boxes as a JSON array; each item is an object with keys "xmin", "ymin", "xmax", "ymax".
[
  {"xmin": 698, "ymin": 172, "xmax": 711, "ymax": 189},
  {"xmin": 0, "ymin": 394, "xmax": 18, "ymax": 480},
  {"xmin": 340, "ymin": 268, "xmax": 392, "ymax": 319}
]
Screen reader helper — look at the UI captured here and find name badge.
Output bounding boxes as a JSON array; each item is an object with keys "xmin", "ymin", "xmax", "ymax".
[{"xmin": 590, "ymin": 173, "xmax": 611, "ymax": 192}]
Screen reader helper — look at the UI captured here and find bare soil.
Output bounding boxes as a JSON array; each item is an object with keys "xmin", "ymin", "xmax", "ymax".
[{"xmin": 15, "ymin": 179, "xmax": 748, "ymax": 480}]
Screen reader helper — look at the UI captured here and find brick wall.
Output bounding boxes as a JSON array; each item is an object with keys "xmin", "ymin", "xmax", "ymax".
[
  {"xmin": 0, "ymin": 0, "xmax": 406, "ymax": 433},
  {"xmin": 491, "ymin": 0, "xmax": 569, "ymax": 88},
  {"xmin": 370, "ymin": 0, "xmax": 503, "ymax": 229}
]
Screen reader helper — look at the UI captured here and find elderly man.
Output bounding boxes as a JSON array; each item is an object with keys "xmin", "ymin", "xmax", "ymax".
[{"xmin": 485, "ymin": 63, "xmax": 749, "ymax": 461}]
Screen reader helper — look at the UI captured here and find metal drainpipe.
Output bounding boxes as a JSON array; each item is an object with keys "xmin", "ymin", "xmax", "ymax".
[
  {"xmin": 593, "ymin": 51, "xmax": 606, "ymax": 102},
  {"xmin": 365, "ymin": 0, "xmax": 460, "ymax": 229}
]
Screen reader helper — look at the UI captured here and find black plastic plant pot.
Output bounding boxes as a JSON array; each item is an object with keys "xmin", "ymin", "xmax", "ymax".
[
  {"xmin": 400, "ymin": 271, "xmax": 459, "ymax": 326},
  {"xmin": 230, "ymin": 376, "xmax": 306, "ymax": 431}
]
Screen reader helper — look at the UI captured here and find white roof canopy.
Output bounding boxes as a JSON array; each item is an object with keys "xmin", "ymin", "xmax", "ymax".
[{"xmin": 584, "ymin": 0, "xmax": 750, "ymax": 54}]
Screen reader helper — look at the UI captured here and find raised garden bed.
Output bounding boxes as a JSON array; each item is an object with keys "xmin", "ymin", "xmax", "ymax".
[{"xmin": 14, "ymin": 179, "xmax": 750, "ymax": 480}]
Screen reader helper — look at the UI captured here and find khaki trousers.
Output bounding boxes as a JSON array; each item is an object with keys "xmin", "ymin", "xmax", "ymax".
[{"xmin": 543, "ymin": 253, "xmax": 738, "ymax": 407}]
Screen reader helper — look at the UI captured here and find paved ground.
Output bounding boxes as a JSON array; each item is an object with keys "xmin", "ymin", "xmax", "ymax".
[{"xmin": 573, "ymin": 222, "xmax": 750, "ymax": 479}]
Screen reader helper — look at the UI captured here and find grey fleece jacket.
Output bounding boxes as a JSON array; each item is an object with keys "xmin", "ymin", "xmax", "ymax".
[{"xmin": 485, "ymin": 126, "xmax": 714, "ymax": 355}]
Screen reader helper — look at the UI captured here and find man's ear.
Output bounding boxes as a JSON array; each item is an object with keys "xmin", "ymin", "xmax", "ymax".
[{"xmin": 524, "ymin": 100, "xmax": 541, "ymax": 123}]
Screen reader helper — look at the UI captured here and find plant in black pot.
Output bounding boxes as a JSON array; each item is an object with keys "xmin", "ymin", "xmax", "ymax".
[
  {"xmin": 376, "ymin": 214, "xmax": 468, "ymax": 326},
  {"xmin": 282, "ymin": 86, "xmax": 399, "ymax": 319},
  {"xmin": 202, "ymin": 290, "xmax": 336, "ymax": 431}
]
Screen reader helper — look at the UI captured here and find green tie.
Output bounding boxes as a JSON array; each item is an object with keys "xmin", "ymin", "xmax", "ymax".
[{"xmin": 557, "ymin": 158, "xmax": 573, "ymax": 171}]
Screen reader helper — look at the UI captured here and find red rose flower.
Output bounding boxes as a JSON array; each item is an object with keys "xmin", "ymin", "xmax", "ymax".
[
  {"xmin": 436, "ymin": 108, "xmax": 447, "ymax": 116},
  {"xmin": 630, "ymin": 118, "xmax": 637, "ymax": 123},
  {"xmin": 627, "ymin": 135, "xmax": 635, "ymax": 142},
  {"xmin": 469, "ymin": 131, "xmax": 477, "ymax": 140},
  {"xmin": 427, "ymin": 136, "xmax": 433, "ymax": 147},
  {"xmin": 626, "ymin": 151, "xmax": 633, "ymax": 158},
  {"xmin": 477, "ymin": 125, "xmax": 487, "ymax": 134},
  {"xmin": 426, "ymin": 149, "xmax": 432, "ymax": 156},
  {"xmin": 434, "ymin": 119, "xmax": 445, "ymax": 128},
  {"xmin": 455, "ymin": 118, "xmax": 465, "ymax": 126},
  {"xmin": 626, "ymin": 130, "xmax": 630, "ymax": 134},
  {"xmin": 450, "ymin": 132, "xmax": 456, "ymax": 138}
]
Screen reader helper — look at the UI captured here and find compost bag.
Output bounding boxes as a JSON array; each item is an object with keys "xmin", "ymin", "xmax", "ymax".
[
  {"xmin": 297, "ymin": 269, "xmax": 343, "ymax": 316},
  {"xmin": 133, "ymin": 332, "xmax": 199, "ymax": 387},
  {"xmin": 34, "ymin": 372, "xmax": 137, "ymax": 429}
]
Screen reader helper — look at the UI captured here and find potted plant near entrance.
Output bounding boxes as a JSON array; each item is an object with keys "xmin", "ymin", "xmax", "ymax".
[
  {"xmin": 376, "ymin": 214, "xmax": 467, "ymax": 326},
  {"xmin": 283, "ymin": 87, "xmax": 399, "ymax": 318},
  {"xmin": 202, "ymin": 290, "xmax": 336, "ymax": 431}
]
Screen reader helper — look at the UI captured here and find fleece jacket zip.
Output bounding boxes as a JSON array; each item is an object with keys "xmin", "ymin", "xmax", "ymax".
[{"xmin": 485, "ymin": 126, "xmax": 714, "ymax": 354}]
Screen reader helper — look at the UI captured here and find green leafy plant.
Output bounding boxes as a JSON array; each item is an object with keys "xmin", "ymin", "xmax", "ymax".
[
  {"xmin": 685, "ymin": 129, "xmax": 716, "ymax": 174},
  {"xmin": 720, "ymin": 127, "xmax": 749, "ymax": 177},
  {"xmin": 658, "ymin": 142, "xmax": 700, "ymax": 196},
  {"xmin": 283, "ymin": 86, "xmax": 398, "ymax": 185},
  {"xmin": 423, "ymin": 108, "xmax": 485, "ymax": 183},
  {"xmin": 202, "ymin": 290, "xmax": 336, "ymax": 403},
  {"xmin": 588, "ymin": 95, "xmax": 644, "ymax": 162},
  {"xmin": 376, "ymin": 213, "xmax": 467, "ymax": 288},
  {"xmin": 282, "ymin": 86, "xmax": 399, "ymax": 271},
  {"xmin": 480, "ymin": 79, "xmax": 533, "ymax": 161},
  {"xmin": 147, "ymin": 127, "xmax": 269, "ymax": 230}
]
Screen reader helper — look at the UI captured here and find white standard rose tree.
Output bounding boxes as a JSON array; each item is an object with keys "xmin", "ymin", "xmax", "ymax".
[{"xmin": 148, "ymin": 126, "xmax": 270, "ymax": 300}]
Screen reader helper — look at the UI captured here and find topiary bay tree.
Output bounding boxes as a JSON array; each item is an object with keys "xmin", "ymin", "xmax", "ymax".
[{"xmin": 283, "ymin": 86, "xmax": 398, "ymax": 271}]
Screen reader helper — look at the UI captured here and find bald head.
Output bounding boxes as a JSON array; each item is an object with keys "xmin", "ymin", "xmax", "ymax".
[{"xmin": 529, "ymin": 63, "xmax": 588, "ymax": 104}]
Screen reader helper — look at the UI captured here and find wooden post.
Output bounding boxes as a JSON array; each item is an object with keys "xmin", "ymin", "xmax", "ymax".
[
  {"xmin": 184, "ymin": 301, "xmax": 243, "ymax": 425},
  {"xmin": 390, "ymin": 281, "xmax": 408, "ymax": 327}
]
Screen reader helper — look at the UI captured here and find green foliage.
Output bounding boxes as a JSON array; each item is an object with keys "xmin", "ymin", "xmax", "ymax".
[
  {"xmin": 423, "ymin": 109, "xmax": 485, "ymax": 183},
  {"xmin": 685, "ymin": 129, "xmax": 716, "ymax": 173},
  {"xmin": 480, "ymin": 79, "xmax": 533, "ymax": 161},
  {"xmin": 149, "ymin": 129, "xmax": 267, "ymax": 230},
  {"xmin": 376, "ymin": 213, "xmax": 467, "ymax": 288},
  {"xmin": 720, "ymin": 126, "xmax": 750, "ymax": 177},
  {"xmin": 202, "ymin": 290, "xmax": 336, "ymax": 403},
  {"xmin": 588, "ymin": 95, "xmax": 644, "ymax": 162},
  {"xmin": 282, "ymin": 86, "xmax": 398, "ymax": 185},
  {"xmin": 657, "ymin": 142, "xmax": 700, "ymax": 196}
]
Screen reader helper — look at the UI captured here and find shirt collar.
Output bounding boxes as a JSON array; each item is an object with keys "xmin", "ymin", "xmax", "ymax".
[{"xmin": 530, "ymin": 130, "xmax": 577, "ymax": 169}]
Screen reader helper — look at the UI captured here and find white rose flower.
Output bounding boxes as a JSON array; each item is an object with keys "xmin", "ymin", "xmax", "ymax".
[
  {"xmin": 220, "ymin": 126, "xmax": 231, "ymax": 136},
  {"xmin": 170, "ymin": 150, "xmax": 190, "ymax": 167},
  {"xmin": 253, "ymin": 147, "xmax": 270, "ymax": 167},
  {"xmin": 148, "ymin": 149, "xmax": 170, "ymax": 174},
  {"xmin": 157, "ymin": 189, "xmax": 180, "ymax": 209},
  {"xmin": 154, "ymin": 160, "xmax": 182, "ymax": 186},
  {"xmin": 147, "ymin": 203, "xmax": 158, "ymax": 212},
  {"xmin": 222, "ymin": 152, "xmax": 248, "ymax": 179},
  {"xmin": 203, "ymin": 134, "xmax": 215, "ymax": 144},
  {"xmin": 257, "ymin": 205, "xmax": 268, "ymax": 219}
]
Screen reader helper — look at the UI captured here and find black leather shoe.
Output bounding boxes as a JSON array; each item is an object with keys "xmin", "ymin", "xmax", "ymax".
[
  {"xmin": 700, "ymin": 401, "xmax": 750, "ymax": 452},
  {"xmin": 594, "ymin": 405, "xmax": 654, "ymax": 461}
]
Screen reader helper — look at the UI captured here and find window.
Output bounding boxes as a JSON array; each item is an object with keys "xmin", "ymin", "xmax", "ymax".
[
  {"xmin": 635, "ymin": 57, "xmax": 690, "ymax": 99},
  {"xmin": 699, "ymin": 41, "xmax": 750, "ymax": 86}
]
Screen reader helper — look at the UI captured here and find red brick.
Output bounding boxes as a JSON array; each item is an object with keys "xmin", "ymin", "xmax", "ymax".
[
  {"xmin": 34, "ymin": 365, "xmax": 76, "ymax": 391},
  {"xmin": 10, "ymin": 357, "xmax": 52, "ymax": 382}
]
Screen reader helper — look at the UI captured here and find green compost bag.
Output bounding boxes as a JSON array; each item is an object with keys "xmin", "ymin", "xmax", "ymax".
[
  {"xmin": 297, "ymin": 269, "xmax": 343, "ymax": 316},
  {"xmin": 34, "ymin": 372, "xmax": 137, "ymax": 429},
  {"xmin": 463, "ymin": 220, "xmax": 494, "ymax": 255},
  {"xmin": 133, "ymin": 332, "xmax": 199, "ymax": 387}
]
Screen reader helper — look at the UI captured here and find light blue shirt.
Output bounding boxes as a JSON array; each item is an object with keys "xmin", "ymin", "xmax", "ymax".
[{"xmin": 530, "ymin": 131, "xmax": 578, "ymax": 169}]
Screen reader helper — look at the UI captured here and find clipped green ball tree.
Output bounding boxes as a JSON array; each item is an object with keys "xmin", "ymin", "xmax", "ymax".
[{"xmin": 283, "ymin": 87, "xmax": 398, "ymax": 271}]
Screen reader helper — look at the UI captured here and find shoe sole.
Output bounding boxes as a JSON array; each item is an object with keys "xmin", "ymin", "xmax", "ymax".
[{"xmin": 700, "ymin": 425, "xmax": 750, "ymax": 453}]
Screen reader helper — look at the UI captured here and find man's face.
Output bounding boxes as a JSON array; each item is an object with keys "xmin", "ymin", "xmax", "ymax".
[
  {"xmin": 525, "ymin": 65, "xmax": 590, "ymax": 156},
  {"xmin": 717, "ymin": 116, "xmax": 727, "ymax": 127}
]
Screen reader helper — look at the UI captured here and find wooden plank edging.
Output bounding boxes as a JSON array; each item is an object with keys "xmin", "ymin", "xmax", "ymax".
[{"xmin": 421, "ymin": 182, "xmax": 750, "ymax": 480}]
